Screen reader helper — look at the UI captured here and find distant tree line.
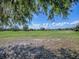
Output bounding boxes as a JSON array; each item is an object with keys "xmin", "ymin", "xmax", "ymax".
[{"xmin": 0, "ymin": 23, "xmax": 79, "ymax": 31}]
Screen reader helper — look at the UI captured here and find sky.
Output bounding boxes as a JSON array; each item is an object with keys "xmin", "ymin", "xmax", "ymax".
[{"xmin": 28, "ymin": 3, "xmax": 79, "ymax": 29}]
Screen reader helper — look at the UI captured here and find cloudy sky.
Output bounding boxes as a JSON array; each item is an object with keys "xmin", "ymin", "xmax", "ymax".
[{"xmin": 28, "ymin": 3, "xmax": 79, "ymax": 29}]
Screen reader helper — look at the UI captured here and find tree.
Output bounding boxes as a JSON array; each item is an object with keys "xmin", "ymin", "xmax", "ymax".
[
  {"xmin": 74, "ymin": 23, "xmax": 79, "ymax": 31},
  {"xmin": 0, "ymin": 0, "xmax": 79, "ymax": 24}
]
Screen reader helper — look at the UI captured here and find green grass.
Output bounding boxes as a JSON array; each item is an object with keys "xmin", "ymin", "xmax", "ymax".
[{"xmin": 0, "ymin": 31, "xmax": 79, "ymax": 40}]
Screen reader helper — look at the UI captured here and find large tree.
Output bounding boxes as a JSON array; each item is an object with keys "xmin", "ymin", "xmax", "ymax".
[{"xmin": 0, "ymin": 0, "xmax": 79, "ymax": 24}]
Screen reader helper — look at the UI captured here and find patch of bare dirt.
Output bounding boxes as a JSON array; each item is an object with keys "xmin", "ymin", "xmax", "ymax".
[{"xmin": 0, "ymin": 38, "xmax": 79, "ymax": 51}]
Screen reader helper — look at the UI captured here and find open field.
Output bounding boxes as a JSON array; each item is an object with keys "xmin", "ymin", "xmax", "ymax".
[
  {"xmin": 0, "ymin": 31, "xmax": 79, "ymax": 39},
  {"xmin": 0, "ymin": 31, "xmax": 79, "ymax": 50}
]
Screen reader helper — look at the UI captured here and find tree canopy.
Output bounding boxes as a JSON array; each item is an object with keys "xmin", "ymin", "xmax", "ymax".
[{"xmin": 0, "ymin": 0, "xmax": 79, "ymax": 24}]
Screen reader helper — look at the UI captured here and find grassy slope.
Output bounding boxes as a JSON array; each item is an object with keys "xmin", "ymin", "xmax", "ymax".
[{"xmin": 0, "ymin": 31, "xmax": 79, "ymax": 40}]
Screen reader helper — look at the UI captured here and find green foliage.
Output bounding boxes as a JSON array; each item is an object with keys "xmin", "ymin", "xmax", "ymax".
[
  {"xmin": 0, "ymin": 0, "xmax": 79, "ymax": 24},
  {"xmin": 38, "ymin": 0, "xmax": 79, "ymax": 19}
]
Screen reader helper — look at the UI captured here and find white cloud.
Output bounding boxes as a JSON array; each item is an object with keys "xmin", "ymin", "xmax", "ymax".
[
  {"xmin": 70, "ymin": 20, "xmax": 79, "ymax": 25},
  {"xmin": 51, "ymin": 22, "xmax": 69, "ymax": 26},
  {"xmin": 29, "ymin": 23, "xmax": 40, "ymax": 29},
  {"xmin": 28, "ymin": 20, "xmax": 79, "ymax": 29},
  {"xmin": 29, "ymin": 22, "xmax": 67, "ymax": 29}
]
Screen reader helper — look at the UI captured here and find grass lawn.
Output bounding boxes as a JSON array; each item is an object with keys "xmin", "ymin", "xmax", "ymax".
[
  {"xmin": 0, "ymin": 31, "xmax": 79, "ymax": 40},
  {"xmin": 0, "ymin": 31, "xmax": 79, "ymax": 50}
]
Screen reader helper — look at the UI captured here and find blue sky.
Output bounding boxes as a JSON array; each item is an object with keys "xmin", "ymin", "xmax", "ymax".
[{"xmin": 29, "ymin": 3, "xmax": 79, "ymax": 29}]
